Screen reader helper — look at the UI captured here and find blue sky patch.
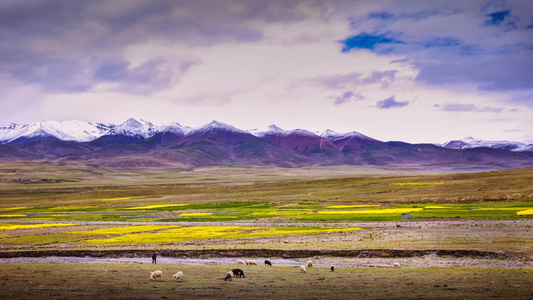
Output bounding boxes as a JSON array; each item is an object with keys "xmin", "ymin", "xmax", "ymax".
[
  {"xmin": 487, "ymin": 10, "xmax": 510, "ymax": 25},
  {"xmin": 339, "ymin": 33, "xmax": 404, "ymax": 52}
]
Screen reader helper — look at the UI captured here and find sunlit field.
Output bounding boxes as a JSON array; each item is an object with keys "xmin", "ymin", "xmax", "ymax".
[{"xmin": 1, "ymin": 163, "xmax": 533, "ymax": 299}]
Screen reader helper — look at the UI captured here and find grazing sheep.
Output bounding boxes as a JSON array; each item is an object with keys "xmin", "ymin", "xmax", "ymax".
[
  {"xmin": 237, "ymin": 260, "xmax": 245, "ymax": 265},
  {"xmin": 393, "ymin": 262, "xmax": 401, "ymax": 268},
  {"xmin": 246, "ymin": 260, "xmax": 256, "ymax": 265},
  {"xmin": 307, "ymin": 261, "xmax": 313, "ymax": 267},
  {"xmin": 224, "ymin": 271, "xmax": 234, "ymax": 281},
  {"xmin": 300, "ymin": 265, "xmax": 307, "ymax": 273},
  {"xmin": 264, "ymin": 260, "xmax": 272, "ymax": 266},
  {"xmin": 330, "ymin": 265, "xmax": 335, "ymax": 272},
  {"xmin": 150, "ymin": 270, "xmax": 163, "ymax": 280},
  {"xmin": 172, "ymin": 271, "xmax": 183, "ymax": 282},
  {"xmin": 232, "ymin": 269, "xmax": 245, "ymax": 278}
]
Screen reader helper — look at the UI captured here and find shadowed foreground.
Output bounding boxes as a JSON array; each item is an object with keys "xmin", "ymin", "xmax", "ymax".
[{"xmin": 1, "ymin": 263, "xmax": 532, "ymax": 299}]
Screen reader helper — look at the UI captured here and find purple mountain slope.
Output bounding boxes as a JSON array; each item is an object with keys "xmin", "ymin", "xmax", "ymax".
[{"xmin": 0, "ymin": 119, "xmax": 532, "ymax": 169}]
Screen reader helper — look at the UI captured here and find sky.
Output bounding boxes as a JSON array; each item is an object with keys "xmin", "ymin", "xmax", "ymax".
[{"xmin": 0, "ymin": 0, "xmax": 532, "ymax": 144}]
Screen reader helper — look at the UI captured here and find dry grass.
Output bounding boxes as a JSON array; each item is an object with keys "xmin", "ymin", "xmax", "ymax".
[{"xmin": 0, "ymin": 263, "xmax": 532, "ymax": 300}]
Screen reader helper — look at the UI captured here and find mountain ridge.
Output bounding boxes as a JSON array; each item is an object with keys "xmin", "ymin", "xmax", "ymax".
[
  {"xmin": 3, "ymin": 119, "xmax": 531, "ymax": 152},
  {"xmin": 1, "ymin": 119, "xmax": 532, "ymax": 170}
]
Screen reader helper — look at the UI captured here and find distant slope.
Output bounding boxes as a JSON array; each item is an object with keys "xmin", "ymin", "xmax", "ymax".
[{"xmin": 1, "ymin": 119, "xmax": 532, "ymax": 169}]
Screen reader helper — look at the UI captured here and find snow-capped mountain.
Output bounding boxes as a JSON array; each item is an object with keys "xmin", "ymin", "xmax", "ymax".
[
  {"xmin": 320, "ymin": 129, "xmax": 376, "ymax": 142},
  {"xmin": 190, "ymin": 120, "xmax": 248, "ymax": 135},
  {"xmin": 1, "ymin": 119, "xmax": 532, "ymax": 170},
  {"xmin": 252, "ymin": 125, "xmax": 319, "ymax": 138},
  {"xmin": 0, "ymin": 120, "xmax": 113, "ymax": 143},
  {"xmin": 161, "ymin": 122, "xmax": 192, "ymax": 135},
  {"xmin": 106, "ymin": 118, "xmax": 160, "ymax": 139},
  {"xmin": 442, "ymin": 137, "xmax": 533, "ymax": 152},
  {"xmin": 1, "ymin": 119, "xmax": 532, "ymax": 154}
]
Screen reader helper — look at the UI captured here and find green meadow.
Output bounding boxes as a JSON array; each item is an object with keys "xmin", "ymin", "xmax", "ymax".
[
  {"xmin": 1, "ymin": 163, "xmax": 533, "ymax": 299},
  {"xmin": 0, "ymin": 163, "xmax": 532, "ymax": 256}
]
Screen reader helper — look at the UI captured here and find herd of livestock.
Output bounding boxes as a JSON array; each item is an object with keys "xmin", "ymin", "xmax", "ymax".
[{"xmin": 149, "ymin": 259, "xmax": 402, "ymax": 282}]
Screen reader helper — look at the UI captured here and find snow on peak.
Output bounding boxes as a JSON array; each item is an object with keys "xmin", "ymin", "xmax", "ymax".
[
  {"xmin": 0, "ymin": 120, "xmax": 112, "ymax": 143},
  {"xmin": 192, "ymin": 120, "xmax": 247, "ymax": 135},
  {"xmin": 321, "ymin": 129, "xmax": 373, "ymax": 141},
  {"xmin": 253, "ymin": 125, "xmax": 318, "ymax": 137},
  {"xmin": 109, "ymin": 118, "xmax": 157, "ymax": 138},
  {"xmin": 162, "ymin": 122, "xmax": 191, "ymax": 135},
  {"xmin": 442, "ymin": 136, "xmax": 530, "ymax": 152}
]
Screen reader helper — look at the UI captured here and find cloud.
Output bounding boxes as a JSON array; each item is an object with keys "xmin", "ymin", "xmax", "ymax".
[
  {"xmin": 376, "ymin": 97, "xmax": 408, "ymax": 109},
  {"xmin": 319, "ymin": 70, "xmax": 398, "ymax": 90},
  {"xmin": 441, "ymin": 103, "xmax": 504, "ymax": 113},
  {"xmin": 0, "ymin": 0, "xmax": 300, "ymax": 94},
  {"xmin": 344, "ymin": 2, "xmax": 533, "ymax": 98},
  {"xmin": 361, "ymin": 70, "xmax": 397, "ymax": 85},
  {"xmin": 334, "ymin": 91, "xmax": 364, "ymax": 105}
]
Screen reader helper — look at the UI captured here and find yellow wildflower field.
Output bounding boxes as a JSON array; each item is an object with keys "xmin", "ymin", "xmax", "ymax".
[
  {"xmin": 0, "ymin": 223, "xmax": 77, "ymax": 230},
  {"xmin": 318, "ymin": 208, "xmax": 424, "ymax": 214},
  {"xmin": 325, "ymin": 205, "xmax": 381, "ymax": 208},
  {"xmin": 0, "ymin": 214, "xmax": 27, "ymax": 217},
  {"xmin": 124, "ymin": 204, "xmax": 188, "ymax": 210},
  {"xmin": 225, "ymin": 226, "xmax": 362, "ymax": 239},
  {"xmin": 179, "ymin": 213, "xmax": 212, "ymax": 217},
  {"xmin": 0, "ymin": 207, "xmax": 28, "ymax": 212},
  {"xmin": 69, "ymin": 225, "xmax": 179, "ymax": 235},
  {"xmin": 424, "ymin": 206, "xmax": 451, "ymax": 209},
  {"xmin": 517, "ymin": 209, "xmax": 533, "ymax": 216},
  {"xmin": 79, "ymin": 226, "xmax": 258, "ymax": 244},
  {"xmin": 78, "ymin": 226, "xmax": 360, "ymax": 244},
  {"xmin": 472, "ymin": 207, "xmax": 530, "ymax": 211}
]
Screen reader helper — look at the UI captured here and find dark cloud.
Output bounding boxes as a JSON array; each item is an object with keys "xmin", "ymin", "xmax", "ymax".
[
  {"xmin": 376, "ymin": 97, "xmax": 408, "ymax": 109},
  {"xmin": 414, "ymin": 51, "xmax": 533, "ymax": 93},
  {"xmin": 344, "ymin": 4, "xmax": 533, "ymax": 98},
  {"xmin": 0, "ymin": 0, "xmax": 311, "ymax": 94}
]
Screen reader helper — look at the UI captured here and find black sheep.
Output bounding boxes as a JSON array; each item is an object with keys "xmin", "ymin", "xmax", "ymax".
[
  {"xmin": 264, "ymin": 260, "xmax": 272, "ymax": 266},
  {"xmin": 232, "ymin": 268, "xmax": 245, "ymax": 278},
  {"xmin": 330, "ymin": 265, "xmax": 335, "ymax": 272}
]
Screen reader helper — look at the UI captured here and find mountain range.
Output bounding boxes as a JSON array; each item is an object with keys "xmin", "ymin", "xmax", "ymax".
[{"xmin": 1, "ymin": 119, "xmax": 532, "ymax": 169}]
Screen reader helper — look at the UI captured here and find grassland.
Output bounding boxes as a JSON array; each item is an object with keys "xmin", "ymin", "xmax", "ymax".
[
  {"xmin": 1, "ymin": 163, "xmax": 532, "ymax": 299},
  {"xmin": 1, "ymin": 263, "xmax": 532, "ymax": 300}
]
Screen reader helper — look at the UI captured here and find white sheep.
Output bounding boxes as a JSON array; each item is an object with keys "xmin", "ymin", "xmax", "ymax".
[
  {"xmin": 150, "ymin": 270, "xmax": 163, "ymax": 280},
  {"xmin": 307, "ymin": 260, "xmax": 313, "ymax": 267},
  {"xmin": 172, "ymin": 271, "xmax": 183, "ymax": 282},
  {"xmin": 224, "ymin": 271, "xmax": 234, "ymax": 281},
  {"xmin": 300, "ymin": 265, "xmax": 307, "ymax": 273},
  {"xmin": 246, "ymin": 260, "xmax": 256, "ymax": 265},
  {"xmin": 237, "ymin": 259, "xmax": 245, "ymax": 265},
  {"xmin": 392, "ymin": 262, "xmax": 402, "ymax": 268}
]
